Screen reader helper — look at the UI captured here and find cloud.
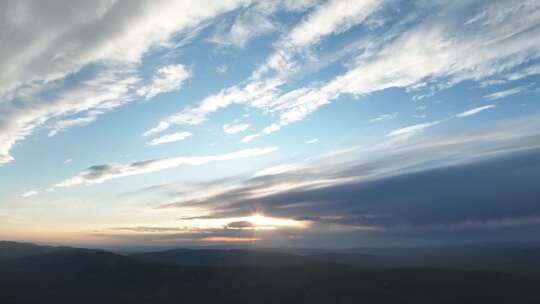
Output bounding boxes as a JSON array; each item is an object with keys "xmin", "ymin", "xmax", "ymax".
[
  {"xmin": 456, "ymin": 105, "xmax": 495, "ymax": 118},
  {"xmin": 369, "ymin": 113, "xmax": 398, "ymax": 123},
  {"xmin": 48, "ymin": 113, "xmax": 99, "ymax": 137},
  {"xmin": 146, "ymin": 0, "xmax": 383, "ymax": 135},
  {"xmin": 253, "ymin": 0, "xmax": 383, "ymax": 79},
  {"xmin": 100, "ymin": 225, "xmax": 266, "ymax": 244},
  {"xmin": 216, "ymin": 65, "xmax": 228, "ymax": 75},
  {"xmin": 159, "ymin": 132, "xmax": 540, "ymax": 234},
  {"xmin": 137, "ymin": 64, "xmax": 191, "ymax": 100},
  {"xmin": 225, "ymin": 220, "xmax": 256, "ymax": 229},
  {"xmin": 145, "ymin": 78, "xmax": 284, "ymax": 135},
  {"xmin": 0, "ymin": 67, "xmax": 138, "ymax": 163},
  {"xmin": 55, "ymin": 147, "xmax": 278, "ymax": 187},
  {"xmin": 208, "ymin": 1, "xmax": 322, "ymax": 49},
  {"xmin": 483, "ymin": 86, "xmax": 528, "ymax": 100},
  {"xmin": 506, "ymin": 63, "xmax": 540, "ymax": 81},
  {"xmin": 240, "ymin": 134, "xmax": 260, "ymax": 143},
  {"xmin": 63, "ymin": 159, "xmax": 72, "ymax": 164},
  {"xmin": 286, "ymin": 0, "xmax": 381, "ymax": 48},
  {"xmin": 0, "ymin": 0, "xmax": 245, "ymax": 100},
  {"xmin": 223, "ymin": 123, "xmax": 250, "ymax": 135},
  {"xmin": 209, "ymin": 2, "xmax": 278, "ymax": 49},
  {"xmin": 0, "ymin": 0, "xmax": 248, "ymax": 165},
  {"xmin": 146, "ymin": 131, "xmax": 192, "ymax": 146},
  {"xmin": 20, "ymin": 190, "xmax": 38, "ymax": 198},
  {"xmin": 306, "ymin": 138, "xmax": 318, "ymax": 144},
  {"xmin": 143, "ymin": 122, "xmax": 172, "ymax": 137},
  {"xmin": 387, "ymin": 121, "xmax": 441, "ymax": 137},
  {"xmin": 255, "ymin": 1, "xmax": 540, "ymax": 135}
]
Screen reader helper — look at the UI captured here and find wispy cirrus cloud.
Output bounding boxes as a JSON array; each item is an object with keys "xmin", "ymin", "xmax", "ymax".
[
  {"xmin": 258, "ymin": 1, "xmax": 540, "ymax": 135},
  {"xmin": 143, "ymin": 78, "xmax": 284, "ymax": 136},
  {"xmin": 48, "ymin": 112, "xmax": 101, "ymax": 137},
  {"xmin": 0, "ymin": 68, "xmax": 139, "ymax": 164},
  {"xmin": 223, "ymin": 123, "xmax": 250, "ymax": 135},
  {"xmin": 145, "ymin": 0, "xmax": 384, "ymax": 136},
  {"xmin": 20, "ymin": 190, "xmax": 38, "ymax": 198},
  {"xmin": 387, "ymin": 121, "xmax": 441, "ymax": 137},
  {"xmin": 208, "ymin": 2, "xmax": 278, "ymax": 49},
  {"xmin": 137, "ymin": 64, "xmax": 191, "ymax": 100},
  {"xmin": 456, "ymin": 105, "xmax": 495, "ymax": 118},
  {"xmin": 0, "ymin": 0, "xmax": 248, "ymax": 165},
  {"xmin": 483, "ymin": 86, "xmax": 528, "ymax": 100},
  {"xmin": 233, "ymin": 1, "xmax": 540, "ymax": 139},
  {"xmin": 370, "ymin": 113, "xmax": 398, "ymax": 123},
  {"xmin": 55, "ymin": 147, "xmax": 278, "ymax": 187},
  {"xmin": 240, "ymin": 134, "xmax": 260, "ymax": 144},
  {"xmin": 252, "ymin": 0, "xmax": 383, "ymax": 80},
  {"xmin": 146, "ymin": 131, "xmax": 192, "ymax": 146}
]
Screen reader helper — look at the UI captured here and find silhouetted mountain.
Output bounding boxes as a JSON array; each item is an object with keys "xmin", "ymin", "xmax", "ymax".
[
  {"xmin": 132, "ymin": 248, "xmax": 332, "ymax": 267},
  {"xmin": 316, "ymin": 243, "xmax": 540, "ymax": 277},
  {"xmin": 2, "ymin": 241, "xmax": 540, "ymax": 303},
  {"xmin": 310, "ymin": 252, "xmax": 399, "ymax": 268},
  {"xmin": 0, "ymin": 241, "xmax": 63, "ymax": 261}
]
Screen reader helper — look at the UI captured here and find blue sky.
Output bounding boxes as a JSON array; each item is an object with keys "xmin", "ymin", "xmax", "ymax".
[{"xmin": 1, "ymin": 0, "xmax": 540, "ymax": 248}]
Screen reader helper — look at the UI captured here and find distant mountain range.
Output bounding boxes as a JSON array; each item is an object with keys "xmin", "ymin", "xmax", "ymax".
[
  {"xmin": 130, "ymin": 242, "xmax": 540, "ymax": 277},
  {"xmin": 1, "ymin": 241, "xmax": 540, "ymax": 303}
]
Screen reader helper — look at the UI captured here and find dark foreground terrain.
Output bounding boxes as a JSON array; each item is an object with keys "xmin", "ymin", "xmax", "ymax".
[{"xmin": 1, "ymin": 241, "xmax": 540, "ymax": 304}]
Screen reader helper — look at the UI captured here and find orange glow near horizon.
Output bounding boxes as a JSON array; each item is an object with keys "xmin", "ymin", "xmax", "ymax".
[{"xmin": 202, "ymin": 237, "xmax": 261, "ymax": 243}]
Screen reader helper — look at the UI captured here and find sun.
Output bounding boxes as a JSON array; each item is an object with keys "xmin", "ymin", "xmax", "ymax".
[{"xmin": 245, "ymin": 213, "xmax": 305, "ymax": 229}]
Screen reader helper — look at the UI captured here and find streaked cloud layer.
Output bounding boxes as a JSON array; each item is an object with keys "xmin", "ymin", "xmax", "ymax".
[
  {"xmin": 0, "ymin": 0, "xmax": 539, "ymax": 247},
  {"xmin": 55, "ymin": 147, "xmax": 277, "ymax": 187}
]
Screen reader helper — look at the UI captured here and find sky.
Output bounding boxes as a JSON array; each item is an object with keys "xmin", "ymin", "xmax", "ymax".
[{"xmin": 1, "ymin": 0, "xmax": 540, "ymax": 249}]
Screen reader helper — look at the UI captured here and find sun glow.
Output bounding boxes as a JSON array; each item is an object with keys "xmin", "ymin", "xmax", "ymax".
[{"xmin": 244, "ymin": 213, "xmax": 305, "ymax": 229}]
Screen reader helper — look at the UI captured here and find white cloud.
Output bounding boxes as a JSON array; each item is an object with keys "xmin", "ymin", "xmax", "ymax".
[
  {"xmin": 143, "ymin": 122, "xmax": 172, "ymax": 137},
  {"xmin": 0, "ymin": 0, "xmax": 246, "ymax": 101},
  {"xmin": 137, "ymin": 64, "xmax": 190, "ymax": 100},
  {"xmin": 168, "ymin": 0, "xmax": 540, "ymax": 140},
  {"xmin": 240, "ymin": 134, "xmax": 260, "ymax": 143},
  {"xmin": 146, "ymin": 0, "xmax": 383, "ymax": 136},
  {"xmin": 216, "ymin": 65, "xmax": 229, "ymax": 75},
  {"xmin": 0, "ymin": 68, "xmax": 138, "ymax": 164},
  {"xmin": 208, "ymin": 1, "xmax": 320, "ymax": 49},
  {"xmin": 146, "ymin": 131, "xmax": 192, "ymax": 146},
  {"xmin": 223, "ymin": 123, "xmax": 250, "ymax": 135},
  {"xmin": 55, "ymin": 147, "xmax": 278, "ymax": 187},
  {"xmin": 209, "ymin": 3, "xmax": 277, "ymax": 49},
  {"xmin": 287, "ymin": 0, "xmax": 381, "ymax": 48},
  {"xmin": 506, "ymin": 63, "xmax": 540, "ymax": 81},
  {"xmin": 456, "ymin": 105, "xmax": 495, "ymax": 118},
  {"xmin": 483, "ymin": 86, "xmax": 528, "ymax": 100},
  {"xmin": 145, "ymin": 78, "xmax": 283, "ymax": 135},
  {"xmin": 48, "ymin": 112, "xmax": 100, "ymax": 137},
  {"xmin": 255, "ymin": 1, "xmax": 540, "ymax": 134},
  {"xmin": 0, "ymin": 0, "xmax": 248, "ymax": 165},
  {"xmin": 253, "ymin": 163, "xmax": 307, "ymax": 178},
  {"xmin": 306, "ymin": 138, "xmax": 318, "ymax": 144},
  {"xmin": 253, "ymin": 0, "xmax": 382, "ymax": 80},
  {"xmin": 20, "ymin": 190, "xmax": 38, "ymax": 198},
  {"xmin": 387, "ymin": 121, "xmax": 441, "ymax": 137},
  {"xmin": 64, "ymin": 159, "xmax": 73, "ymax": 164},
  {"xmin": 369, "ymin": 113, "xmax": 398, "ymax": 123}
]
